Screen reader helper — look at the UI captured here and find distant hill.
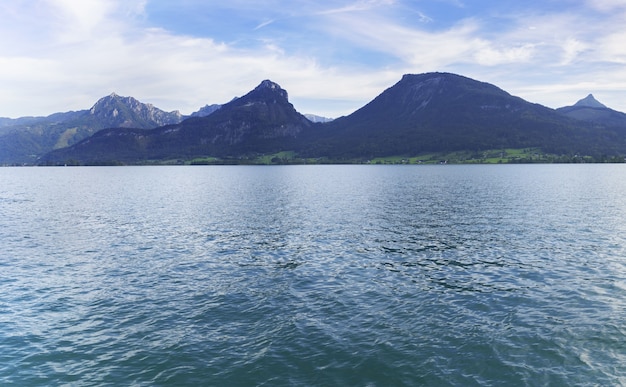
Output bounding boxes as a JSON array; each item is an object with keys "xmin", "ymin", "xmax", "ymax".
[
  {"xmin": 31, "ymin": 73, "xmax": 626, "ymax": 165},
  {"xmin": 0, "ymin": 94, "xmax": 184, "ymax": 164},
  {"xmin": 557, "ymin": 94, "xmax": 626, "ymax": 128}
]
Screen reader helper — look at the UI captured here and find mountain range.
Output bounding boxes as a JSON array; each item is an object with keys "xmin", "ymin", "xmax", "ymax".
[
  {"xmin": 3, "ymin": 72, "xmax": 626, "ymax": 165},
  {"xmin": 297, "ymin": 74, "xmax": 626, "ymax": 159},
  {"xmin": 0, "ymin": 93, "xmax": 186, "ymax": 164}
]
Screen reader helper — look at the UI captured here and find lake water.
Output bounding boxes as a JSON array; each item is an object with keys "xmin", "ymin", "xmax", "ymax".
[{"xmin": 1, "ymin": 164, "xmax": 625, "ymax": 386}]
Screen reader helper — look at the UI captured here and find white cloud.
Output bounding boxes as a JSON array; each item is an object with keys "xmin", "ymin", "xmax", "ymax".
[
  {"xmin": 585, "ymin": 0, "xmax": 626, "ymax": 11},
  {"xmin": 559, "ymin": 38, "xmax": 588, "ymax": 65},
  {"xmin": 596, "ymin": 31, "xmax": 626, "ymax": 64},
  {"xmin": 0, "ymin": 0, "xmax": 407, "ymax": 118},
  {"xmin": 474, "ymin": 43, "xmax": 536, "ymax": 66},
  {"xmin": 1, "ymin": 0, "xmax": 626, "ymax": 117},
  {"xmin": 317, "ymin": 13, "xmax": 482, "ymax": 69},
  {"xmin": 0, "ymin": 10, "xmax": 387, "ymax": 118},
  {"xmin": 416, "ymin": 11, "xmax": 434, "ymax": 23},
  {"xmin": 48, "ymin": 0, "xmax": 116, "ymax": 42}
]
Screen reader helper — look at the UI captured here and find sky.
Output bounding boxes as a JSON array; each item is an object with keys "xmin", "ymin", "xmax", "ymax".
[{"xmin": 1, "ymin": 0, "xmax": 626, "ymax": 118}]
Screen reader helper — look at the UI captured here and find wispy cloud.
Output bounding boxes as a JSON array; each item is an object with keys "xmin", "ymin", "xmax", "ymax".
[
  {"xmin": 317, "ymin": 0, "xmax": 396, "ymax": 15},
  {"xmin": 254, "ymin": 19, "xmax": 276, "ymax": 30},
  {"xmin": 474, "ymin": 43, "xmax": 536, "ymax": 66},
  {"xmin": 585, "ymin": 0, "xmax": 626, "ymax": 11},
  {"xmin": 559, "ymin": 38, "xmax": 588, "ymax": 65},
  {"xmin": 416, "ymin": 11, "xmax": 433, "ymax": 23}
]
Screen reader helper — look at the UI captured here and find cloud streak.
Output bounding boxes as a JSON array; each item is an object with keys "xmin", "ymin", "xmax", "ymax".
[{"xmin": 316, "ymin": 0, "xmax": 396, "ymax": 15}]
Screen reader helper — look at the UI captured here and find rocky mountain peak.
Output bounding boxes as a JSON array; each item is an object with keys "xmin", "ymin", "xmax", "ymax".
[
  {"xmin": 259, "ymin": 79, "xmax": 279, "ymax": 89},
  {"xmin": 90, "ymin": 93, "xmax": 137, "ymax": 114},
  {"xmin": 248, "ymin": 80, "xmax": 289, "ymax": 102},
  {"xmin": 88, "ymin": 93, "xmax": 183, "ymax": 128},
  {"xmin": 573, "ymin": 94, "xmax": 607, "ymax": 109}
]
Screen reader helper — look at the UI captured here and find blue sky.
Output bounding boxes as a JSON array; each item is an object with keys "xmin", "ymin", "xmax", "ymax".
[{"xmin": 1, "ymin": 0, "xmax": 625, "ymax": 118}]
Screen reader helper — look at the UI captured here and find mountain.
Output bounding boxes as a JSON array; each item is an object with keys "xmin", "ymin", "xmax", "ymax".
[
  {"xmin": 299, "ymin": 73, "xmax": 625, "ymax": 158},
  {"xmin": 304, "ymin": 114, "xmax": 334, "ymax": 123},
  {"xmin": 87, "ymin": 93, "xmax": 183, "ymax": 128},
  {"xmin": 35, "ymin": 73, "xmax": 626, "ymax": 165},
  {"xmin": 190, "ymin": 104, "xmax": 222, "ymax": 117},
  {"xmin": 0, "ymin": 94, "xmax": 184, "ymax": 164},
  {"xmin": 42, "ymin": 80, "xmax": 313, "ymax": 164},
  {"xmin": 0, "ymin": 116, "xmax": 52, "ymax": 130},
  {"xmin": 188, "ymin": 102, "xmax": 331, "ymax": 123},
  {"xmin": 557, "ymin": 94, "xmax": 626, "ymax": 128},
  {"xmin": 573, "ymin": 94, "xmax": 607, "ymax": 108}
]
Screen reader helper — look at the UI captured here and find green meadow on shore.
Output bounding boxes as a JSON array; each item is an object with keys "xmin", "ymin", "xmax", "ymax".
[{"xmin": 174, "ymin": 148, "xmax": 625, "ymax": 165}]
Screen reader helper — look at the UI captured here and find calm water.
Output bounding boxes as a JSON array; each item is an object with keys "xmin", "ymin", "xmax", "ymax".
[{"xmin": 1, "ymin": 165, "xmax": 625, "ymax": 386}]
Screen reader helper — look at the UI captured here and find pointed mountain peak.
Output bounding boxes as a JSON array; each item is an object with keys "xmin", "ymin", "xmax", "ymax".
[
  {"xmin": 93, "ymin": 93, "xmax": 135, "ymax": 106},
  {"xmin": 258, "ymin": 79, "xmax": 281, "ymax": 89},
  {"xmin": 574, "ymin": 94, "xmax": 607, "ymax": 109},
  {"xmin": 87, "ymin": 93, "xmax": 183, "ymax": 128},
  {"xmin": 231, "ymin": 80, "xmax": 289, "ymax": 106},
  {"xmin": 253, "ymin": 80, "xmax": 288, "ymax": 100},
  {"xmin": 90, "ymin": 93, "xmax": 137, "ymax": 114}
]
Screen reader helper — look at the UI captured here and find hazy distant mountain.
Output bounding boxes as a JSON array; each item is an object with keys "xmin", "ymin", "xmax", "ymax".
[
  {"xmin": 0, "ymin": 94, "xmax": 184, "ymax": 164},
  {"xmin": 190, "ymin": 104, "xmax": 222, "ymax": 118},
  {"xmin": 42, "ymin": 80, "xmax": 313, "ymax": 164},
  {"xmin": 304, "ymin": 114, "xmax": 334, "ymax": 123},
  {"xmin": 0, "ymin": 111, "xmax": 85, "ymax": 136},
  {"xmin": 0, "ymin": 116, "xmax": 50, "ymax": 130},
  {"xmin": 557, "ymin": 94, "xmax": 626, "ymax": 128}
]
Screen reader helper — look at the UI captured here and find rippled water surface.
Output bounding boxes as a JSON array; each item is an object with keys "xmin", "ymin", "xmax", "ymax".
[{"xmin": 1, "ymin": 165, "xmax": 626, "ymax": 385}]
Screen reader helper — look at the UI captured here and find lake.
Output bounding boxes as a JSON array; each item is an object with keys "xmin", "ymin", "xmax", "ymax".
[{"xmin": 1, "ymin": 164, "xmax": 625, "ymax": 385}]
